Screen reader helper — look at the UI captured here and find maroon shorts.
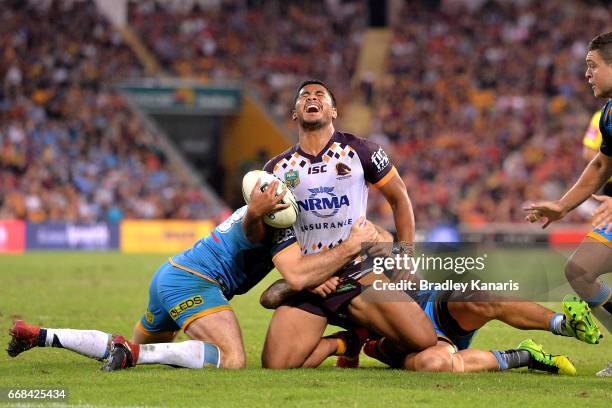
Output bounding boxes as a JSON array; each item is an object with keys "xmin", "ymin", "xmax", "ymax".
[{"xmin": 286, "ymin": 257, "xmax": 372, "ymax": 328}]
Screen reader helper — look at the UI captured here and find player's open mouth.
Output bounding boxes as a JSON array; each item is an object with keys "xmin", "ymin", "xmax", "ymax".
[{"xmin": 305, "ymin": 104, "xmax": 321, "ymax": 113}]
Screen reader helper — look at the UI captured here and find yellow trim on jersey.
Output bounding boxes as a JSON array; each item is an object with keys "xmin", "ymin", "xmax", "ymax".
[
  {"xmin": 181, "ymin": 305, "xmax": 234, "ymax": 331},
  {"xmin": 586, "ymin": 231, "xmax": 612, "ymax": 248},
  {"xmin": 583, "ymin": 111, "xmax": 602, "ymax": 151},
  {"xmin": 168, "ymin": 257, "xmax": 221, "ymax": 286},
  {"xmin": 373, "ymin": 166, "xmax": 399, "ymax": 189},
  {"xmin": 271, "ymin": 241, "xmax": 299, "ymax": 260}
]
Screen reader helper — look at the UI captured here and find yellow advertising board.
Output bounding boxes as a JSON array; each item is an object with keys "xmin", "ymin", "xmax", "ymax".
[{"xmin": 121, "ymin": 220, "xmax": 215, "ymax": 253}]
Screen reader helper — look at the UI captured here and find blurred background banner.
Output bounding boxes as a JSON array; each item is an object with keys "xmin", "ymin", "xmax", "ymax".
[
  {"xmin": 25, "ymin": 223, "xmax": 119, "ymax": 251},
  {"xmin": 118, "ymin": 82, "xmax": 242, "ymax": 115},
  {"xmin": 0, "ymin": 220, "xmax": 25, "ymax": 254},
  {"xmin": 120, "ymin": 219, "xmax": 214, "ymax": 253}
]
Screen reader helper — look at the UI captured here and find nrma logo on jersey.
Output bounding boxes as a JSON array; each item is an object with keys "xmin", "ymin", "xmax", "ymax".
[{"xmin": 297, "ymin": 187, "xmax": 350, "ymax": 218}]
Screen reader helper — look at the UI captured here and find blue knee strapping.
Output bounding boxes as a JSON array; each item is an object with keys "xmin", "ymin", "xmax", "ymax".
[
  {"xmin": 203, "ymin": 342, "xmax": 221, "ymax": 368},
  {"xmin": 491, "ymin": 350, "xmax": 508, "ymax": 370},
  {"xmin": 585, "ymin": 283, "xmax": 611, "ymax": 308},
  {"xmin": 102, "ymin": 333, "xmax": 112, "ymax": 359}
]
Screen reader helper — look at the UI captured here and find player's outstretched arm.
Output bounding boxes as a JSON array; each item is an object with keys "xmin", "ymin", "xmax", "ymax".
[
  {"xmin": 272, "ymin": 217, "xmax": 378, "ymax": 291},
  {"xmin": 243, "ymin": 179, "xmax": 289, "ymax": 243},
  {"xmin": 377, "ymin": 174, "xmax": 415, "ymax": 247},
  {"xmin": 525, "ymin": 153, "xmax": 612, "ymax": 227}
]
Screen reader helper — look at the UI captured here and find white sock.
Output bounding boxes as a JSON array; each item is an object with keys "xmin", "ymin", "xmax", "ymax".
[
  {"xmin": 136, "ymin": 340, "xmax": 220, "ymax": 369},
  {"xmin": 42, "ymin": 328, "xmax": 111, "ymax": 359},
  {"xmin": 593, "ymin": 306, "xmax": 612, "ymax": 333}
]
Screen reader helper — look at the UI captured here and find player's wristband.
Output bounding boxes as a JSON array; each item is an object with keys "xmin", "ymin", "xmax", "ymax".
[{"xmin": 393, "ymin": 241, "xmax": 415, "ymax": 257}]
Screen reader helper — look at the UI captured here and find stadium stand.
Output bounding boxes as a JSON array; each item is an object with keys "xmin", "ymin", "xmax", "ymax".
[
  {"xmin": 127, "ymin": 0, "xmax": 367, "ymax": 129},
  {"xmin": 128, "ymin": 0, "xmax": 612, "ymax": 229},
  {"xmin": 3, "ymin": 0, "xmax": 610, "ymax": 230},
  {"xmin": 367, "ymin": 0, "xmax": 612, "ymax": 228},
  {"xmin": 0, "ymin": 0, "xmax": 220, "ymax": 223}
]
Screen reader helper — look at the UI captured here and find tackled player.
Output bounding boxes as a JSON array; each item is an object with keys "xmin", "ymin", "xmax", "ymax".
[
  {"xmin": 260, "ymin": 80, "xmax": 437, "ymax": 369},
  {"xmin": 7, "ymin": 179, "xmax": 381, "ymax": 370}
]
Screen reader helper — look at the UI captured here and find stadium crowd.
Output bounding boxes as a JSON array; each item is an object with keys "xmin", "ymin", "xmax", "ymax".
[
  {"xmin": 129, "ymin": 0, "xmax": 611, "ymax": 228},
  {"xmin": 2, "ymin": 0, "xmax": 610, "ymax": 228},
  {"xmin": 0, "ymin": 0, "xmax": 217, "ymax": 223},
  {"xmin": 367, "ymin": 0, "xmax": 611, "ymax": 227},
  {"xmin": 128, "ymin": 0, "xmax": 367, "ymax": 128}
]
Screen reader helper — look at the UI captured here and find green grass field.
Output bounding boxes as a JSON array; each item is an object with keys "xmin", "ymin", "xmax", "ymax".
[{"xmin": 0, "ymin": 252, "xmax": 610, "ymax": 407}]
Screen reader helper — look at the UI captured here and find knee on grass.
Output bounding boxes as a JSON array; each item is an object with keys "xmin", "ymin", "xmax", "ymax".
[
  {"xmin": 411, "ymin": 349, "xmax": 465, "ymax": 373},
  {"xmin": 219, "ymin": 347, "xmax": 246, "ymax": 369},
  {"xmin": 261, "ymin": 353, "xmax": 298, "ymax": 369},
  {"xmin": 411, "ymin": 350, "xmax": 453, "ymax": 372}
]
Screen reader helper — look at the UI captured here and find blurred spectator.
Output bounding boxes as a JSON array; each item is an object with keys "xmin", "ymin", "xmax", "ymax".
[
  {"xmin": 128, "ymin": 0, "xmax": 367, "ymax": 129},
  {"xmin": 0, "ymin": 0, "xmax": 218, "ymax": 223},
  {"xmin": 4, "ymin": 0, "xmax": 607, "ymax": 229},
  {"xmin": 368, "ymin": 0, "xmax": 610, "ymax": 228}
]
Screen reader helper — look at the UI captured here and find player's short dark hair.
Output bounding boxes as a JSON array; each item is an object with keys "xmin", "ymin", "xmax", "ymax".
[
  {"xmin": 588, "ymin": 32, "xmax": 612, "ymax": 64},
  {"xmin": 293, "ymin": 80, "xmax": 337, "ymax": 108}
]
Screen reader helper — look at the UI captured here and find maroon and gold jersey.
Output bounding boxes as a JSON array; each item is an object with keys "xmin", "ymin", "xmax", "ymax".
[{"xmin": 264, "ymin": 131, "xmax": 397, "ymax": 254}]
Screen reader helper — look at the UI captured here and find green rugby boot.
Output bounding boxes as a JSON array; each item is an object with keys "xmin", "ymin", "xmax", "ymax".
[
  {"xmin": 518, "ymin": 339, "xmax": 576, "ymax": 375},
  {"xmin": 563, "ymin": 295, "xmax": 602, "ymax": 344}
]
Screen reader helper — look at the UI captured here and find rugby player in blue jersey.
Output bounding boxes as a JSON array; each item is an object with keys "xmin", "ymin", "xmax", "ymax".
[
  {"xmin": 7, "ymin": 179, "xmax": 380, "ymax": 370},
  {"xmin": 526, "ymin": 32, "xmax": 612, "ymax": 377}
]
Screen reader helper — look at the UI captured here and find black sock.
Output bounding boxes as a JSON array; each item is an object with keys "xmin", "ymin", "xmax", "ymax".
[
  {"xmin": 37, "ymin": 329, "xmax": 47, "ymax": 347},
  {"xmin": 603, "ymin": 300, "xmax": 612, "ymax": 315},
  {"xmin": 36, "ymin": 329, "xmax": 63, "ymax": 348},
  {"xmin": 492, "ymin": 349, "xmax": 531, "ymax": 370}
]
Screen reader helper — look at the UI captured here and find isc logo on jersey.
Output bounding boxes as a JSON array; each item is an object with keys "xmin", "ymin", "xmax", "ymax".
[{"xmin": 297, "ymin": 187, "xmax": 350, "ymax": 218}]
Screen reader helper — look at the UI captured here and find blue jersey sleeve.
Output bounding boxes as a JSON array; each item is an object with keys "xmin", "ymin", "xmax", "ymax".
[{"xmin": 599, "ymin": 100, "xmax": 612, "ymax": 157}]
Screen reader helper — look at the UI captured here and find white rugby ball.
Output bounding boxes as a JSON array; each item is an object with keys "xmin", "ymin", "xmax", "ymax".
[{"xmin": 242, "ymin": 170, "xmax": 298, "ymax": 228}]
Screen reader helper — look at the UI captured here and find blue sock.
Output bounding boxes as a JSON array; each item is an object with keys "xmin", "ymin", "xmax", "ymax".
[
  {"xmin": 492, "ymin": 349, "xmax": 530, "ymax": 370},
  {"xmin": 549, "ymin": 313, "xmax": 569, "ymax": 336},
  {"xmin": 584, "ymin": 283, "xmax": 611, "ymax": 308},
  {"xmin": 492, "ymin": 351, "xmax": 508, "ymax": 370},
  {"xmin": 203, "ymin": 343, "xmax": 221, "ymax": 368}
]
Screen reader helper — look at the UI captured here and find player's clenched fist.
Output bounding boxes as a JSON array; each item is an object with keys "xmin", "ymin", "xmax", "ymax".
[
  {"xmin": 309, "ymin": 276, "xmax": 340, "ymax": 298},
  {"xmin": 345, "ymin": 216, "xmax": 378, "ymax": 252}
]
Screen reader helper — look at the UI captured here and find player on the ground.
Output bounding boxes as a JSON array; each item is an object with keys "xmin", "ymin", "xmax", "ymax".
[
  {"xmin": 261, "ymin": 255, "xmax": 601, "ymax": 372},
  {"xmin": 364, "ymin": 291, "xmax": 598, "ymax": 375},
  {"xmin": 525, "ymin": 31, "xmax": 612, "ymax": 377},
  {"xmin": 260, "ymin": 80, "xmax": 437, "ymax": 369},
  {"xmin": 7, "ymin": 179, "xmax": 380, "ymax": 370}
]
